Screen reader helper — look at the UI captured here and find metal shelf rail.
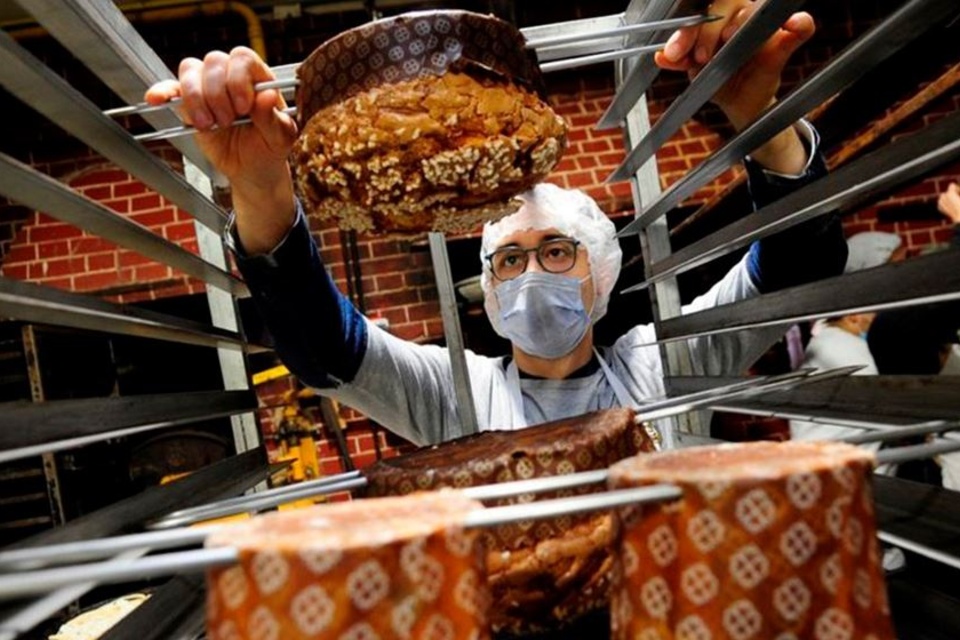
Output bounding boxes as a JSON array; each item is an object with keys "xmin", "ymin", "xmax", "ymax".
[{"xmin": 0, "ymin": 0, "xmax": 957, "ymax": 638}]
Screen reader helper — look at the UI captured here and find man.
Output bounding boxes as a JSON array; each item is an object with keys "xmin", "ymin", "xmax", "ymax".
[{"xmin": 146, "ymin": 0, "xmax": 846, "ymax": 447}]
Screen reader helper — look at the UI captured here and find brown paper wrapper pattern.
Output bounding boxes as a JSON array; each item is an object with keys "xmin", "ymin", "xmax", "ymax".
[{"xmin": 608, "ymin": 441, "xmax": 895, "ymax": 640}]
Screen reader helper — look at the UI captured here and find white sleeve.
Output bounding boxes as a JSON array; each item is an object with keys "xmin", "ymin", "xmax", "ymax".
[{"xmin": 680, "ymin": 254, "xmax": 793, "ymax": 376}]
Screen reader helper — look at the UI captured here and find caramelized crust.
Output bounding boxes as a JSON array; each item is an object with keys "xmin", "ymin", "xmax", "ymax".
[{"xmin": 292, "ymin": 72, "xmax": 567, "ymax": 234}]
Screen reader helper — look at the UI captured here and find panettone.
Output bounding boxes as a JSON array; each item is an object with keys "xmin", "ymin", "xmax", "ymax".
[
  {"xmin": 292, "ymin": 11, "xmax": 567, "ymax": 234},
  {"xmin": 363, "ymin": 408, "xmax": 658, "ymax": 636}
]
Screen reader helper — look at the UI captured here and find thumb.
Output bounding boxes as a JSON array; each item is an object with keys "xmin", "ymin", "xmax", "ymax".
[
  {"xmin": 250, "ymin": 89, "xmax": 298, "ymax": 155},
  {"xmin": 764, "ymin": 12, "xmax": 815, "ymax": 71}
]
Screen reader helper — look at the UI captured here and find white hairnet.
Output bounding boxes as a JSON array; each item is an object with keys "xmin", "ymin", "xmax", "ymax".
[
  {"xmin": 844, "ymin": 231, "xmax": 902, "ymax": 273},
  {"xmin": 480, "ymin": 183, "xmax": 622, "ymax": 337}
]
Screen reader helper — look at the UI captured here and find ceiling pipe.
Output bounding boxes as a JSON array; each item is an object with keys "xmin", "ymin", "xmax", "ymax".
[{"xmin": 8, "ymin": 1, "xmax": 267, "ymax": 60}]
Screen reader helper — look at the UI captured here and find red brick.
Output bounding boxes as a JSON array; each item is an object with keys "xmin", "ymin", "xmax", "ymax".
[
  {"xmin": 70, "ymin": 169, "xmax": 128, "ymax": 187},
  {"xmin": 376, "ymin": 273, "xmax": 404, "ymax": 291},
  {"xmin": 390, "ymin": 322, "xmax": 427, "ymax": 341},
  {"xmin": 28, "ymin": 224, "xmax": 83, "ymax": 243},
  {"xmin": 565, "ymin": 171, "xmax": 595, "ymax": 189},
  {"xmin": 581, "ymin": 140, "xmax": 611, "ymax": 154},
  {"xmin": 365, "ymin": 289, "xmax": 420, "ymax": 309},
  {"xmin": 119, "ymin": 251, "xmax": 151, "ymax": 268},
  {"xmin": 131, "ymin": 210, "xmax": 175, "ymax": 228},
  {"xmin": 3, "ymin": 244, "xmax": 36, "ymax": 264},
  {"xmin": 554, "ymin": 158, "xmax": 577, "ymax": 173},
  {"xmin": 103, "ymin": 199, "xmax": 131, "ymax": 214},
  {"xmin": 407, "ymin": 302, "xmax": 440, "ymax": 322},
  {"xmin": 73, "ymin": 271, "xmax": 118, "ymax": 291},
  {"xmin": 577, "ymin": 156, "xmax": 599, "ymax": 170},
  {"xmin": 376, "ymin": 308, "xmax": 409, "ymax": 326},
  {"xmin": 80, "ymin": 185, "xmax": 111, "ymax": 200},
  {"xmin": 566, "ymin": 128, "xmax": 589, "ymax": 143},
  {"xmin": 42, "ymin": 277, "xmax": 73, "ymax": 291},
  {"xmin": 163, "ymin": 221, "xmax": 197, "ymax": 241},
  {"xmin": 363, "ymin": 255, "xmax": 415, "ymax": 275},
  {"xmin": 370, "ymin": 239, "xmax": 403, "ymax": 258},
  {"xmin": 598, "ymin": 152, "xmax": 625, "ymax": 165},
  {"xmin": 131, "ymin": 194, "xmax": 162, "ymax": 211},
  {"xmin": 37, "ymin": 241, "xmax": 71, "ymax": 259},
  {"xmin": 554, "ymin": 102, "xmax": 584, "ymax": 116},
  {"xmin": 1, "ymin": 264, "xmax": 27, "ymax": 279},
  {"xmin": 319, "ymin": 229, "xmax": 341, "ymax": 247},
  {"xmin": 658, "ymin": 158, "xmax": 689, "ymax": 174},
  {"xmin": 114, "ymin": 181, "xmax": 147, "ymax": 197},
  {"xmin": 42, "ymin": 257, "xmax": 86, "ymax": 277},
  {"xmin": 71, "ymin": 237, "xmax": 115, "ymax": 254},
  {"xmin": 933, "ymin": 227, "xmax": 956, "ymax": 244},
  {"xmin": 906, "ymin": 230, "xmax": 934, "ymax": 248},
  {"xmin": 135, "ymin": 264, "xmax": 172, "ymax": 281},
  {"xmin": 569, "ymin": 114, "xmax": 598, "ymax": 128}
]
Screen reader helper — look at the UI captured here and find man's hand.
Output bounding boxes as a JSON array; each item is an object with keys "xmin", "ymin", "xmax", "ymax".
[
  {"xmin": 938, "ymin": 182, "xmax": 960, "ymax": 225},
  {"xmin": 145, "ymin": 47, "xmax": 299, "ymax": 255},
  {"xmin": 655, "ymin": 0, "xmax": 815, "ymax": 174}
]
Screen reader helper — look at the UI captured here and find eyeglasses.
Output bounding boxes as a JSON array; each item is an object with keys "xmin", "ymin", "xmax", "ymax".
[{"xmin": 485, "ymin": 238, "xmax": 581, "ymax": 281}]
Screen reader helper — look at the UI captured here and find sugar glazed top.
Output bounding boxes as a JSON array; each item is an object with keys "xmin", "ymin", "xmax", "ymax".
[{"xmin": 292, "ymin": 10, "xmax": 568, "ymax": 234}]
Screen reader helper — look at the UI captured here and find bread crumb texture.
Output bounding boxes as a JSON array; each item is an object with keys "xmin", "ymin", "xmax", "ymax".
[{"xmin": 293, "ymin": 72, "xmax": 567, "ymax": 234}]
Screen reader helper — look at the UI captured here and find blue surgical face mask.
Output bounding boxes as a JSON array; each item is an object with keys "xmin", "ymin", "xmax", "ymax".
[{"xmin": 495, "ymin": 271, "xmax": 591, "ymax": 359}]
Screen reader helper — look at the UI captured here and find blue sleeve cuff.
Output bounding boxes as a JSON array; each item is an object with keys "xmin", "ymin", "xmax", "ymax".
[
  {"xmin": 744, "ymin": 122, "xmax": 848, "ymax": 293},
  {"xmin": 228, "ymin": 201, "xmax": 368, "ymax": 388}
]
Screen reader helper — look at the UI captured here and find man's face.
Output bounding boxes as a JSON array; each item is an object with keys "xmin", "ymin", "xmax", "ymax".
[{"xmin": 491, "ymin": 226, "xmax": 595, "ymax": 312}]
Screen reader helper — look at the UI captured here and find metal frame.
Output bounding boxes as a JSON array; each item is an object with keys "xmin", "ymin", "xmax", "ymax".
[{"xmin": 1, "ymin": 0, "xmax": 959, "ymax": 637}]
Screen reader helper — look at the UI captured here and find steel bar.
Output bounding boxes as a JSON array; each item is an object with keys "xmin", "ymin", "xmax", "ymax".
[
  {"xmin": 0, "ymin": 154, "xmax": 246, "ymax": 297},
  {"xmin": 613, "ymin": 0, "xmax": 958, "ymax": 225},
  {"xmin": 105, "ymin": 78, "xmax": 296, "ymax": 117},
  {"xmin": 0, "ymin": 548, "xmax": 238, "ymax": 600},
  {"xmin": 638, "ymin": 366, "xmax": 860, "ymax": 422},
  {"xmin": 653, "ymin": 249, "xmax": 960, "ymax": 344},
  {"xmin": 0, "ymin": 277, "xmax": 249, "ymax": 352},
  {"xmin": 134, "ymin": 105, "xmax": 299, "ymax": 143},
  {"xmin": 99, "ymin": 574, "xmax": 206, "ymax": 640},
  {"xmin": 12, "ymin": 0, "xmax": 214, "ymax": 177},
  {"xmin": 462, "ymin": 469, "xmax": 610, "ymax": 501},
  {"xmin": 0, "ymin": 391, "xmax": 257, "ymax": 464},
  {"xmin": 147, "ymin": 476, "xmax": 369, "ymax": 530},
  {"xmin": 0, "ymin": 30, "xmax": 227, "ymax": 234},
  {"xmin": 161, "ymin": 470, "xmax": 361, "ymax": 519},
  {"xmin": 713, "ymin": 406, "xmax": 915, "ymax": 430},
  {"xmin": 463, "ymin": 484, "xmax": 681, "ymax": 529},
  {"xmin": 607, "ymin": 0, "xmax": 806, "ymax": 185},
  {"xmin": 524, "ymin": 14, "xmax": 718, "ymax": 49},
  {"xmin": 539, "ymin": 42, "xmax": 665, "ymax": 73},
  {"xmin": 874, "ymin": 474, "xmax": 960, "ymax": 561},
  {"xmin": 151, "ymin": 470, "xmax": 363, "ymax": 527},
  {"xmin": 877, "ymin": 531, "xmax": 960, "ymax": 573},
  {"xmin": 429, "ymin": 233, "xmax": 479, "ymax": 436},
  {"xmin": 876, "ymin": 439, "xmax": 960, "ymax": 466},
  {"xmin": 843, "ymin": 420, "xmax": 960, "ymax": 445},
  {"xmin": 596, "ymin": 0, "xmax": 678, "ymax": 128},
  {"xmin": 701, "ymin": 375, "xmax": 960, "ymax": 426},
  {"xmin": 623, "ymin": 111, "xmax": 960, "ymax": 290},
  {"xmin": 0, "ymin": 485, "xmax": 683, "ymax": 600},
  {"xmin": 8, "ymin": 449, "xmax": 270, "ymax": 549},
  {"xmin": 0, "ymin": 550, "xmax": 147, "ymax": 640},
  {"xmin": 0, "ymin": 527, "xmax": 217, "ymax": 571}
]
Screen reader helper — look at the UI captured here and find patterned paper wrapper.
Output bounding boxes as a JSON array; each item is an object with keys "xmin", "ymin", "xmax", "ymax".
[
  {"xmin": 205, "ymin": 492, "xmax": 490, "ymax": 640},
  {"xmin": 296, "ymin": 10, "xmax": 545, "ymax": 127},
  {"xmin": 607, "ymin": 441, "xmax": 895, "ymax": 640},
  {"xmin": 364, "ymin": 408, "xmax": 658, "ymax": 634}
]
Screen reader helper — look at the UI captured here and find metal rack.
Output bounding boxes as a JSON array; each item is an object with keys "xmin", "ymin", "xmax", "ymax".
[{"xmin": 0, "ymin": 0, "xmax": 958, "ymax": 638}]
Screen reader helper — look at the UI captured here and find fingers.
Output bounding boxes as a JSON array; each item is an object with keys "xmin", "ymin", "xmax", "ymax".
[
  {"xmin": 144, "ymin": 79, "xmax": 181, "ymax": 105},
  {"xmin": 656, "ymin": 27, "xmax": 699, "ymax": 71},
  {"xmin": 176, "ymin": 48, "xmax": 281, "ymax": 132}
]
